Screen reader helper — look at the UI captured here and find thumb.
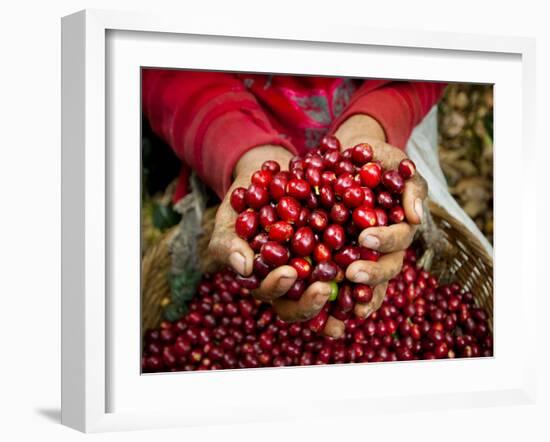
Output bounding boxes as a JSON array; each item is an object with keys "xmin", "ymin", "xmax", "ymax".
[
  {"xmin": 402, "ymin": 173, "xmax": 428, "ymax": 225},
  {"xmin": 208, "ymin": 199, "xmax": 255, "ymax": 276},
  {"xmin": 323, "ymin": 316, "xmax": 345, "ymax": 339},
  {"xmin": 227, "ymin": 237, "xmax": 255, "ymax": 276}
]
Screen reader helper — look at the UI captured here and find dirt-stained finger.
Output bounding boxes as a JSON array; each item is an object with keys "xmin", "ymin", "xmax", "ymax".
[
  {"xmin": 402, "ymin": 173, "xmax": 428, "ymax": 225},
  {"xmin": 251, "ymin": 266, "xmax": 297, "ymax": 302},
  {"xmin": 345, "ymin": 251, "xmax": 405, "ymax": 286},
  {"xmin": 358, "ymin": 223, "xmax": 416, "ymax": 254},
  {"xmin": 272, "ymin": 281, "xmax": 331, "ymax": 322},
  {"xmin": 371, "ymin": 142, "xmax": 408, "ymax": 170},
  {"xmin": 354, "ymin": 282, "xmax": 388, "ymax": 318},
  {"xmin": 322, "ymin": 316, "xmax": 345, "ymax": 339}
]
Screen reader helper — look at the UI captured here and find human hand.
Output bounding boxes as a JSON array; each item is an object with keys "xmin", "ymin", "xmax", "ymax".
[
  {"xmin": 333, "ymin": 114, "xmax": 428, "ymax": 318},
  {"xmin": 207, "ymin": 145, "xmax": 344, "ymax": 338}
]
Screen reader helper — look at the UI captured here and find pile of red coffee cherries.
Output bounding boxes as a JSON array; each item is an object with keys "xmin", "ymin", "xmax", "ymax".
[
  {"xmin": 229, "ymin": 136, "xmax": 417, "ymax": 331},
  {"xmin": 141, "ymin": 247, "xmax": 493, "ymax": 372}
]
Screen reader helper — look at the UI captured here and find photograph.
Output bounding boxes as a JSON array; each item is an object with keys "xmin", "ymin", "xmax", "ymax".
[{"xmin": 140, "ymin": 70, "xmax": 494, "ymax": 373}]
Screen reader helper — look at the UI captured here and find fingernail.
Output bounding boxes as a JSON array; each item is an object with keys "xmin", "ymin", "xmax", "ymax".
[
  {"xmin": 229, "ymin": 252, "xmax": 246, "ymax": 275},
  {"xmin": 414, "ymin": 198, "xmax": 424, "ymax": 222},
  {"xmin": 362, "ymin": 235, "xmax": 380, "ymax": 250},
  {"xmin": 352, "ymin": 271, "xmax": 369, "ymax": 283}
]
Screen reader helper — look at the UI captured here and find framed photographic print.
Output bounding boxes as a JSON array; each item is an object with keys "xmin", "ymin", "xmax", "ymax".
[{"xmin": 61, "ymin": 9, "xmax": 537, "ymax": 433}]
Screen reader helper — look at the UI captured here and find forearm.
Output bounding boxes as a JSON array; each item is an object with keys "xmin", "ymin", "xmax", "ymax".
[
  {"xmin": 234, "ymin": 115, "xmax": 386, "ymax": 183},
  {"xmin": 331, "ymin": 81, "xmax": 446, "ymax": 149},
  {"xmin": 142, "ymin": 69, "xmax": 297, "ymax": 199},
  {"xmin": 234, "ymin": 115, "xmax": 385, "ymax": 182}
]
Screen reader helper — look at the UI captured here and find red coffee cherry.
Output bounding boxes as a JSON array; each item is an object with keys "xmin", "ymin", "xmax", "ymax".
[
  {"xmin": 235, "ymin": 210, "xmax": 259, "ymax": 239},
  {"xmin": 353, "ymin": 285, "xmax": 373, "ymax": 303},
  {"xmin": 359, "ymin": 162, "xmax": 382, "ymax": 188},
  {"xmin": 352, "ymin": 206, "xmax": 378, "ymax": 229},
  {"xmin": 269, "ymin": 172, "xmax": 290, "ymax": 201},
  {"xmin": 268, "ymin": 221, "xmax": 294, "ymax": 242},
  {"xmin": 351, "ymin": 143, "xmax": 374, "ymax": 166},
  {"xmin": 290, "ymin": 226, "xmax": 316, "ymax": 256},
  {"xmin": 389, "ymin": 206, "xmax": 405, "ymax": 224},
  {"xmin": 246, "ymin": 184, "xmax": 270, "ymax": 209},
  {"xmin": 260, "ymin": 241, "xmax": 290, "ymax": 267},
  {"xmin": 323, "ymin": 224, "xmax": 346, "ymax": 250},
  {"xmin": 262, "ymin": 160, "xmax": 281, "ymax": 174},
  {"xmin": 277, "ymin": 196, "xmax": 301, "ymax": 223},
  {"xmin": 319, "ymin": 135, "xmax": 341, "ymax": 152},
  {"xmin": 342, "ymin": 186, "xmax": 365, "ymax": 209},
  {"xmin": 381, "ymin": 170, "xmax": 405, "ymax": 194},
  {"xmin": 398, "ymin": 159, "xmax": 416, "ymax": 179},
  {"xmin": 286, "ymin": 178, "xmax": 311, "ymax": 200},
  {"xmin": 289, "ymin": 257, "xmax": 313, "ymax": 280},
  {"xmin": 309, "ymin": 209, "xmax": 329, "ymax": 232},
  {"xmin": 230, "ymin": 187, "xmax": 247, "ymax": 213},
  {"xmin": 251, "ymin": 170, "xmax": 273, "ymax": 188}
]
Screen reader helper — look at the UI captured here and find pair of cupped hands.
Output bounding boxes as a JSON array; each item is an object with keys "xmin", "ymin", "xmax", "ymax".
[{"xmin": 208, "ymin": 115, "xmax": 427, "ymax": 338}]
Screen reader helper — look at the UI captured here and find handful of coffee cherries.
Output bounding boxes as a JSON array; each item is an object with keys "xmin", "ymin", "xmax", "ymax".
[{"xmin": 229, "ymin": 135, "xmax": 416, "ymax": 334}]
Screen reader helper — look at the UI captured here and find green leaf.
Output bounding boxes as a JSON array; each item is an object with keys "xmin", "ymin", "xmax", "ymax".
[
  {"xmin": 163, "ymin": 303, "xmax": 187, "ymax": 322},
  {"xmin": 152, "ymin": 203, "xmax": 181, "ymax": 231},
  {"xmin": 172, "ymin": 286, "xmax": 195, "ymax": 304},
  {"xmin": 169, "ymin": 271, "xmax": 202, "ymax": 304}
]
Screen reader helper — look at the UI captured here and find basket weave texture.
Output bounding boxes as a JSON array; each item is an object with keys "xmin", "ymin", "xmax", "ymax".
[
  {"xmin": 141, "ymin": 201, "xmax": 493, "ymax": 332},
  {"xmin": 424, "ymin": 202, "xmax": 493, "ymax": 329},
  {"xmin": 141, "ymin": 227, "xmax": 178, "ymax": 332}
]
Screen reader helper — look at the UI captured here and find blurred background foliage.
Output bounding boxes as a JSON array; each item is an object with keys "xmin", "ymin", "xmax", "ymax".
[
  {"xmin": 438, "ymin": 84, "xmax": 493, "ymax": 244},
  {"xmin": 141, "ymin": 120, "xmax": 182, "ymax": 254}
]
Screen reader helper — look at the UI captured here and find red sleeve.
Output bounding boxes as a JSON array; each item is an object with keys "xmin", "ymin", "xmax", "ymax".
[
  {"xmin": 142, "ymin": 69, "xmax": 297, "ymax": 198},
  {"xmin": 331, "ymin": 81, "xmax": 447, "ymax": 149}
]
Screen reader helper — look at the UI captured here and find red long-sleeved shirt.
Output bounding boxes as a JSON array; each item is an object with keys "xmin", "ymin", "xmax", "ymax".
[{"xmin": 142, "ymin": 70, "xmax": 445, "ymax": 200}]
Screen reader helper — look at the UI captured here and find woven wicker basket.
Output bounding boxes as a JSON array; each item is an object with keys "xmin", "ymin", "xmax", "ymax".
[
  {"xmin": 141, "ymin": 226, "xmax": 178, "ymax": 332},
  {"xmin": 141, "ymin": 201, "xmax": 493, "ymax": 332},
  {"xmin": 422, "ymin": 203, "xmax": 493, "ymax": 329}
]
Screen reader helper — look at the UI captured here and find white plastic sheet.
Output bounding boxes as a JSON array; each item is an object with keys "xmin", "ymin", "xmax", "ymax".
[{"xmin": 406, "ymin": 106, "xmax": 493, "ymax": 256}]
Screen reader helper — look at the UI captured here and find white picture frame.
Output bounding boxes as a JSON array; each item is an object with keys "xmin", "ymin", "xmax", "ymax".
[{"xmin": 61, "ymin": 9, "xmax": 537, "ymax": 433}]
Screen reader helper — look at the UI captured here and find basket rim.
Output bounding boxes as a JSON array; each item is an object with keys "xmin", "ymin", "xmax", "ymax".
[{"xmin": 428, "ymin": 200, "xmax": 493, "ymax": 266}]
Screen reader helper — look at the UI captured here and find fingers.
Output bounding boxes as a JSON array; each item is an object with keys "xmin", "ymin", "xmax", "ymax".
[
  {"xmin": 345, "ymin": 250, "xmax": 405, "ymax": 286},
  {"xmin": 208, "ymin": 186, "xmax": 256, "ymax": 275},
  {"xmin": 272, "ymin": 281, "xmax": 331, "ymax": 322},
  {"xmin": 358, "ymin": 223, "xmax": 416, "ymax": 254},
  {"xmin": 371, "ymin": 140, "xmax": 407, "ymax": 170},
  {"xmin": 354, "ymin": 282, "xmax": 388, "ymax": 319},
  {"xmin": 369, "ymin": 140, "xmax": 428, "ymax": 225},
  {"xmin": 228, "ymin": 243, "xmax": 253, "ymax": 276},
  {"xmin": 402, "ymin": 173, "xmax": 428, "ymax": 225},
  {"xmin": 209, "ymin": 230, "xmax": 255, "ymax": 276},
  {"xmin": 322, "ymin": 316, "xmax": 345, "ymax": 339},
  {"xmin": 252, "ymin": 266, "xmax": 297, "ymax": 302}
]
